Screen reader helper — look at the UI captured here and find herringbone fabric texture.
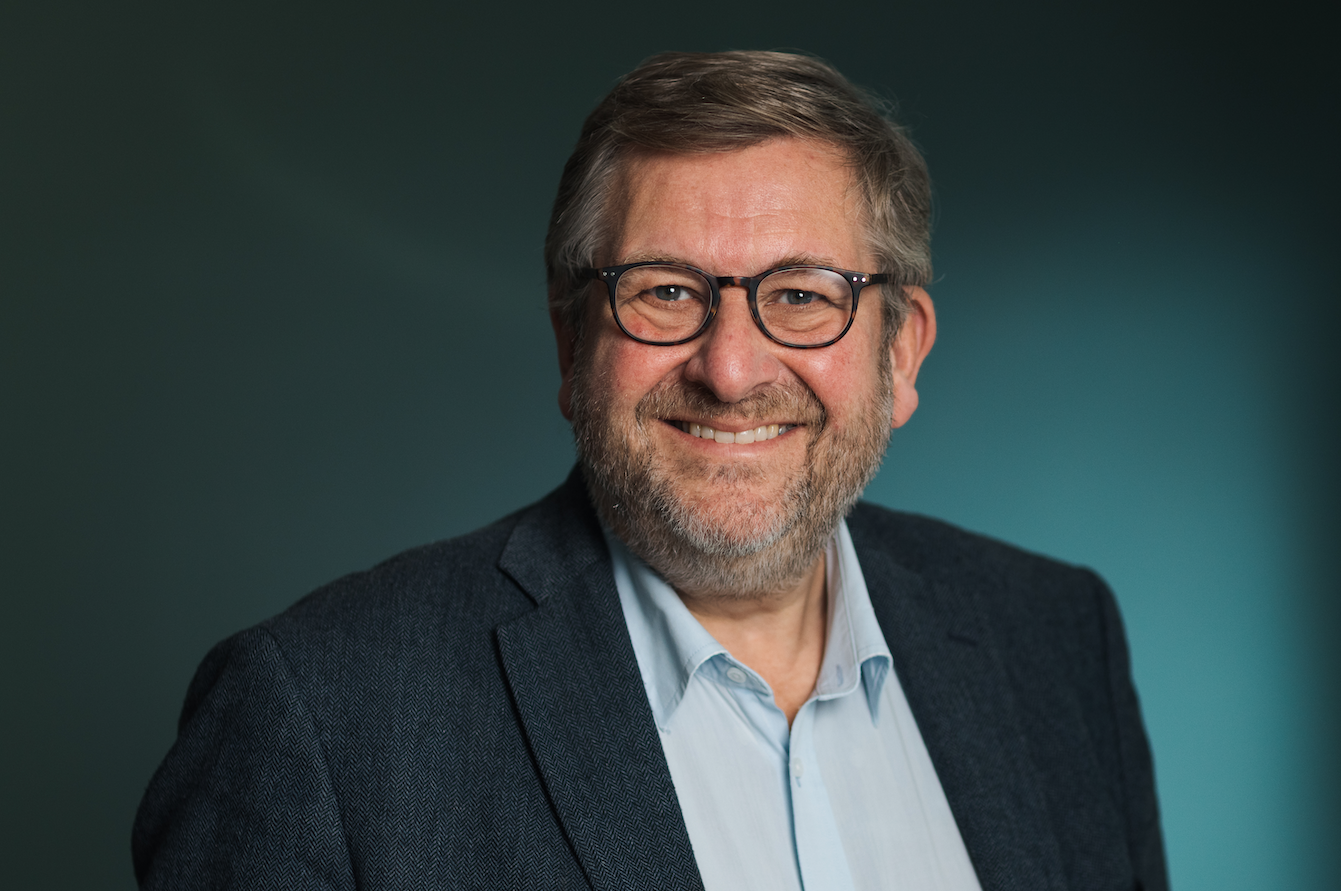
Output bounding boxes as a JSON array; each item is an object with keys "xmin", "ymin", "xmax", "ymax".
[{"xmin": 133, "ymin": 469, "xmax": 1166, "ymax": 891}]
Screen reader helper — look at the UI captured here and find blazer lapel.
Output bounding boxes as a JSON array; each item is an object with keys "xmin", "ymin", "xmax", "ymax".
[
  {"xmin": 495, "ymin": 473, "xmax": 704, "ymax": 891},
  {"xmin": 850, "ymin": 516, "xmax": 1067, "ymax": 891}
]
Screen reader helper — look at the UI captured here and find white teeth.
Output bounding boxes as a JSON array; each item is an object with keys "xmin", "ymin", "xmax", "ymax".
[{"xmin": 675, "ymin": 421, "xmax": 794, "ymax": 443}]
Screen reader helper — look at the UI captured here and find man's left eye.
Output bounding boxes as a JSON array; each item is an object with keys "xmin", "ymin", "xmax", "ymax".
[{"xmin": 776, "ymin": 290, "xmax": 820, "ymax": 306}]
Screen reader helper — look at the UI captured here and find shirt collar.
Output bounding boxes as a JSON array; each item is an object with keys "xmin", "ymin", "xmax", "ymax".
[{"xmin": 605, "ymin": 519, "xmax": 893, "ymax": 730}]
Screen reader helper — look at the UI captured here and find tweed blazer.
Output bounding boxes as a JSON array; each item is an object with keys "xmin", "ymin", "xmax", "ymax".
[{"xmin": 133, "ymin": 470, "xmax": 1167, "ymax": 890}]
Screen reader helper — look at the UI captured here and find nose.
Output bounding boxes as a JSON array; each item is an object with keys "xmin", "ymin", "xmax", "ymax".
[{"xmin": 682, "ymin": 285, "xmax": 783, "ymax": 404}]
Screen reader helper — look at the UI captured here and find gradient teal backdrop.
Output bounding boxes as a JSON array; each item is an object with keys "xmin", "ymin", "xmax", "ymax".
[{"xmin": 2, "ymin": 2, "xmax": 1336, "ymax": 888}]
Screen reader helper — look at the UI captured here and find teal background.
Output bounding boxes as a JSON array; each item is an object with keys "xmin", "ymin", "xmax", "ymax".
[{"xmin": 2, "ymin": 1, "xmax": 1336, "ymax": 888}]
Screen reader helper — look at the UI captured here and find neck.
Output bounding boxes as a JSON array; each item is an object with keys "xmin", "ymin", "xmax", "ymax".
[{"xmin": 679, "ymin": 552, "xmax": 829, "ymax": 726}]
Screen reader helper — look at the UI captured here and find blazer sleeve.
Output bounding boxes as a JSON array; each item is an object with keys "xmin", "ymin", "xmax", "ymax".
[
  {"xmin": 132, "ymin": 627, "xmax": 354, "ymax": 890},
  {"xmin": 1095, "ymin": 574, "xmax": 1169, "ymax": 891}
]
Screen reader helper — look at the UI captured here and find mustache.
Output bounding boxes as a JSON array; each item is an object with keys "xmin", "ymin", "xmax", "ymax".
[{"xmin": 635, "ymin": 377, "xmax": 826, "ymax": 430}]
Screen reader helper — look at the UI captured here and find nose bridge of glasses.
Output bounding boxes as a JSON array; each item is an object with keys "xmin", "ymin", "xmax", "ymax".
[
  {"xmin": 706, "ymin": 274, "xmax": 764, "ymax": 319},
  {"xmin": 714, "ymin": 274, "xmax": 754, "ymax": 292}
]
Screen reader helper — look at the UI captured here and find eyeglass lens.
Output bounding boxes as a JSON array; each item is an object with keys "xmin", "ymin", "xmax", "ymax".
[{"xmin": 613, "ymin": 265, "xmax": 855, "ymax": 345}]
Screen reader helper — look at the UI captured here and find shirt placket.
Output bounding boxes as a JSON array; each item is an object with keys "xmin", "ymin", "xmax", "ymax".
[{"xmin": 788, "ymin": 699, "xmax": 858, "ymax": 891}]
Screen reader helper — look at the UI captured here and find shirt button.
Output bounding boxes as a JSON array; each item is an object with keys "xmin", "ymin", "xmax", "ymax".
[
  {"xmin": 791, "ymin": 758, "xmax": 804, "ymax": 778},
  {"xmin": 725, "ymin": 666, "xmax": 748, "ymax": 685}
]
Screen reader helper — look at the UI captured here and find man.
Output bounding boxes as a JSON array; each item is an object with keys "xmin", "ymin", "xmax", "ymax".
[{"xmin": 135, "ymin": 52, "xmax": 1167, "ymax": 890}]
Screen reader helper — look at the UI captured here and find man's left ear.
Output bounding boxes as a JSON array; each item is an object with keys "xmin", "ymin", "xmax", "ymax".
[{"xmin": 889, "ymin": 286, "xmax": 937, "ymax": 429}]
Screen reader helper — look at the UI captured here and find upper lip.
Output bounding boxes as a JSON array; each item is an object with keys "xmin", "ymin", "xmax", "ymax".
[{"xmin": 667, "ymin": 418, "xmax": 796, "ymax": 432}]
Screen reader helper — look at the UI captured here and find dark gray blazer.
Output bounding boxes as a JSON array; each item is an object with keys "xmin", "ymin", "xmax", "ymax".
[{"xmin": 133, "ymin": 471, "xmax": 1167, "ymax": 890}]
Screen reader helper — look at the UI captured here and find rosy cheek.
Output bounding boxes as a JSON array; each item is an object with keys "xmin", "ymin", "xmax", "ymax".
[
  {"xmin": 595, "ymin": 336, "xmax": 691, "ymax": 397},
  {"xmin": 784, "ymin": 338, "xmax": 879, "ymax": 409}
]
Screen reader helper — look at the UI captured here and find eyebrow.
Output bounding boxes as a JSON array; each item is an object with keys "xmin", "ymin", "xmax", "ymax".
[{"xmin": 615, "ymin": 253, "xmax": 846, "ymax": 274}]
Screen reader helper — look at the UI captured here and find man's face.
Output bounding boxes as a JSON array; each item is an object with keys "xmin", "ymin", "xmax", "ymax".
[{"xmin": 562, "ymin": 138, "xmax": 909, "ymax": 598}]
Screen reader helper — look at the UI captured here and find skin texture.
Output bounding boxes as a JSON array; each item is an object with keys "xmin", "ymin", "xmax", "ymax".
[{"xmin": 552, "ymin": 139, "xmax": 936, "ymax": 722}]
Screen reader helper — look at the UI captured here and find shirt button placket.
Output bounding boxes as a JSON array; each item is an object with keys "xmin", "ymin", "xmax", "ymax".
[{"xmin": 788, "ymin": 704, "xmax": 858, "ymax": 891}]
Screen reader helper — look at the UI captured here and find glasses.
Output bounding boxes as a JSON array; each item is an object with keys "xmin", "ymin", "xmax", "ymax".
[{"xmin": 579, "ymin": 262, "xmax": 891, "ymax": 349}]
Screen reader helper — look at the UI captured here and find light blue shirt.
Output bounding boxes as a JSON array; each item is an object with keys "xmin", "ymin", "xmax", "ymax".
[{"xmin": 606, "ymin": 521, "xmax": 983, "ymax": 891}]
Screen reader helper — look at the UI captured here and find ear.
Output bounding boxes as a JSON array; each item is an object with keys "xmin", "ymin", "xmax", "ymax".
[
  {"xmin": 889, "ymin": 286, "xmax": 937, "ymax": 429},
  {"xmin": 550, "ymin": 300, "xmax": 576, "ymax": 422}
]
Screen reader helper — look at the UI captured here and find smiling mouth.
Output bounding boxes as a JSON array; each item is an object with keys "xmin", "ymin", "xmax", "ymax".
[{"xmin": 669, "ymin": 420, "xmax": 797, "ymax": 444}]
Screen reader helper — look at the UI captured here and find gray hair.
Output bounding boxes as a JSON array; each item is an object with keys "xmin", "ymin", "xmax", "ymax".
[{"xmin": 544, "ymin": 50, "xmax": 932, "ymax": 339}]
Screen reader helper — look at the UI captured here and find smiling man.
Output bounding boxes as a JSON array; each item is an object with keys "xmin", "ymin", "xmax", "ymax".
[{"xmin": 134, "ymin": 52, "xmax": 1167, "ymax": 891}]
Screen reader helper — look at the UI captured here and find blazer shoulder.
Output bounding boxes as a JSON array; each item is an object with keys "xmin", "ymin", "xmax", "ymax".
[
  {"xmin": 846, "ymin": 501, "xmax": 1110, "ymax": 631},
  {"xmin": 271, "ymin": 505, "xmax": 530, "ymax": 640},
  {"xmin": 270, "ymin": 467, "xmax": 601, "ymax": 638},
  {"xmin": 849, "ymin": 501, "xmax": 1093, "ymax": 583},
  {"xmin": 176, "ymin": 496, "xmax": 569, "ymax": 745}
]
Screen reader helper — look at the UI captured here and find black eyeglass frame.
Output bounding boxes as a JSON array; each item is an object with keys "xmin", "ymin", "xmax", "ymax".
[{"xmin": 578, "ymin": 262, "xmax": 892, "ymax": 349}]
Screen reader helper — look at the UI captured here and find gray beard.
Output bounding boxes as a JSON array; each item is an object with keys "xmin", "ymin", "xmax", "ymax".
[{"xmin": 570, "ymin": 349, "xmax": 893, "ymax": 601}]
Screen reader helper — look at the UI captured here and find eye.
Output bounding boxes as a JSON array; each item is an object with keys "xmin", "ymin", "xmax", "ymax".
[
  {"xmin": 651, "ymin": 284, "xmax": 694, "ymax": 302},
  {"xmin": 775, "ymin": 289, "xmax": 821, "ymax": 306}
]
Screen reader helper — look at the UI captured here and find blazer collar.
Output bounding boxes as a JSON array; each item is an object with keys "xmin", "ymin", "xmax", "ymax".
[
  {"xmin": 495, "ymin": 469, "xmax": 704, "ymax": 891},
  {"xmin": 847, "ymin": 507, "xmax": 1067, "ymax": 891}
]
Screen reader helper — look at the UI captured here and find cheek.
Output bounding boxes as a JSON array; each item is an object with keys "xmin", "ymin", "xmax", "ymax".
[
  {"xmin": 796, "ymin": 339, "xmax": 889, "ymax": 420},
  {"xmin": 593, "ymin": 334, "xmax": 693, "ymax": 406},
  {"xmin": 796, "ymin": 347, "xmax": 859, "ymax": 395}
]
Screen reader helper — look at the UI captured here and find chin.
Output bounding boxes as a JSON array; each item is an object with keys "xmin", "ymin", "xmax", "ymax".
[{"xmin": 665, "ymin": 495, "xmax": 793, "ymax": 557}]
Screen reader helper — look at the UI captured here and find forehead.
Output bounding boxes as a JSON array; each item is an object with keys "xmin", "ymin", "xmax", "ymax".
[{"xmin": 610, "ymin": 139, "xmax": 870, "ymax": 273}]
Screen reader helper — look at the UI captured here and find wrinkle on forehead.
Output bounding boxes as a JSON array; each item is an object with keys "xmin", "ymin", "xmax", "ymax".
[{"xmin": 608, "ymin": 139, "xmax": 869, "ymax": 274}]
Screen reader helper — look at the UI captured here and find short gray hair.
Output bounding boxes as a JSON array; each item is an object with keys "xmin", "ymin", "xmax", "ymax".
[{"xmin": 544, "ymin": 51, "xmax": 932, "ymax": 338}]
